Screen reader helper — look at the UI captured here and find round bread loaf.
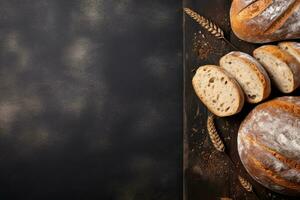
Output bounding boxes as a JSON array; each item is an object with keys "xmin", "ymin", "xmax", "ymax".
[
  {"xmin": 238, "ymin": 96, "xmax": 300, "ymax": 195},
  {"xmin": 230, "ymin": 0, "xmax": 300, "ymax": 43}
]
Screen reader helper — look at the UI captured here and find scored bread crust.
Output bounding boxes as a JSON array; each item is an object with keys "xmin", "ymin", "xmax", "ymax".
[
  {"xmin": 279, "ymin": 42, "xmax": 300, "ymax": 63},
  {"xmin": 230, "ymin": 0, "xmax": 300, "ymax": 43},
  {"xmin": 238, "ymin": 96, "xmax": 300, "ymax": 195},
  {"xmin": 220, "ymin": 51, "xmax": 271, "ymax": 103},
  {"xmin": 253, "ymin": 45, "xmax": 300, "ymax": 93},
  {"xmin": 192, "ymin": 65, "xmax": 245, "ymax": 117}
]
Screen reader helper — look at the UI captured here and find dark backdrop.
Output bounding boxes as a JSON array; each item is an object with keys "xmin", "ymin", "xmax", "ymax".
[{"xmin": 0, "ymin": 0, "xmax": 182, "ymax": 199}]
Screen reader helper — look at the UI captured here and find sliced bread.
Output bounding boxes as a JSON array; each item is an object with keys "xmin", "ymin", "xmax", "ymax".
[
  {"xmin": 278, "ymin": 42, "xmax": 300, "ymax": 63},
  {"xmin": 220, "ymin": 51, "xmax": 271, "ymax": 103},
  {"xmin": 192, "ymin": 65, "xmax": 245, "ymax": 117},
  {"xmin": 253, "ymin": 45, "xmax": 300, "ymax": 93}
]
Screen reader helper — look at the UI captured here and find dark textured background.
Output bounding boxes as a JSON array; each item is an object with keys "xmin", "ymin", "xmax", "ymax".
[{"xmin": 0, "ymin": 0, "xmax": 182, "ymax": 199}]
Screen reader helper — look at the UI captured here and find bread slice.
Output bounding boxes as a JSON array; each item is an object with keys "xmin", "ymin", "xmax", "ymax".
[
  {"xmin": 253, "ymin": 45, "xmax": 300, "ymax": 93},
  {"xmin": 192, "ymin": 65, "xmax": 244, "ymax": 117},
  {"xmin": 278, "ymin": 42, "xmax": 300, "ymax": 63},
  {"xmin": 220, "ymin": 51, "xmax": 271, "ymax": 103}
]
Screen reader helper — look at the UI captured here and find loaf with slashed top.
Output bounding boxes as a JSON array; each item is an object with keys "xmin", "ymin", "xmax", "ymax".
[
  {"xmin": 230, "ymin": 0, "xmax": 300, "ymax": 43},
  {"xmin": 238, "ymin": 96, "xmax": 300, "ymax": 195}
]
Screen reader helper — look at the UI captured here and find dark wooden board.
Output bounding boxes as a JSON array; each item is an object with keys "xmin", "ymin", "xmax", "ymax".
[{"xmin": 183, "ymin": 0, "xmax": 300, "ymax": 199}]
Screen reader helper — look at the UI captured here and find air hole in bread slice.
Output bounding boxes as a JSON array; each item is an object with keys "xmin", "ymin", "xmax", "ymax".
[
  {"xmin": 192, "ymin": 65, "xmax": 244, "ymax": 117},
  {"xmin": 254, "ymin": 49, "xmax": 295, "ymax": 93},
  {"xmin": 248, "ymin": 94, "xmax": 257, "ymax": 99},
  {"xmin": 220, "ymin": 52, "xmax": 269, "ymax": 103},
  {"xmin": 209, "ymin": 77, "xmax": 215, "ymax": 83},
  {"xmin": 279, "ymin": 42, "xmax": 300, "ymax": 64}
]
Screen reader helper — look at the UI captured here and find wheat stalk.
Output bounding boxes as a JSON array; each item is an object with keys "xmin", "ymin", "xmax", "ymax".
[
  {"xmin": 238, "ymin": 176, "xmax": 253, "ymax": 192},
  {"xmin": 184, "ymin": 8, "xmax": 224, "ymax": 39},
  {"xmin": 205, "ymin": 116, "xmax": 258, "ymax": 197},
  {"xmin": 184, "ymin": 7, "xmax": 239, "ymax": 50},
  {"xmin": 207, "ymin": 114, "xmax": 225, "ymax": 152}
]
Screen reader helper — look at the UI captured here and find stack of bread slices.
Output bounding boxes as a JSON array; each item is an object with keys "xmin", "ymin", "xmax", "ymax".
[{"xmin": 192, "ymin": 42, "xmax": 300, "ymax": 117}]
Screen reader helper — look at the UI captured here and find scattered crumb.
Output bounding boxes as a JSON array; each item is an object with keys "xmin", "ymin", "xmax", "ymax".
[{"xmin": 192, "ymin": 31, "xmax": 213, "ymax": 60}]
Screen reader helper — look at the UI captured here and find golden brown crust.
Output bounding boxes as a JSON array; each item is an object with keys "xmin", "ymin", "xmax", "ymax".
[
  {"xmin": 238, "ymin": 96, "xmax": 300, "ymax": 195},
  {"xmin": 241, "ymin": 131, "xmax": 300, "ymax": 194},
  {"xmin": 264, "ymin": 1, "xmax": 300, "ymax": 34},
  {"xmin": 237, "ymin": 0, "xmax": 273, "ymax": 20},
  {"xmin": 248, "ymin": 156, "xmax": 300, "ymax": 191},
  {"xmin": 279, "ymin": 42, "xmax": 300, "ymax": 63},
  {"xmin": 254, "ymin": 45, "xmax": 295, "ymax": 64},
  {"xmin": 253, "ymin": 45, "xmax": 300, "ymax": 92},
  {"xmin": 245, "ymin": 134, "xmax": 300, "ymax": 171},
  {"xmin": 230, "ymin": 0, "xmax": 300, "ymax": 43},
  {"xmin": 256, "ymin": 98, "xmax": 300, "ymax": 117},
  {"xmin": 228, "ymin": 52, "xmax": 271, "ymax": 102}
]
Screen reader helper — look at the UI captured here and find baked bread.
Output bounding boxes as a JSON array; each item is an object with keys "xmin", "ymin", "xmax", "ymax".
[
  {"xmin": 230, "ymin": 0, "xmax": 300, "ymax": 43},
  {"xmin": 279, "ymin": 41, "xmax": 300, "ymax": 63},
  {"xmin": 238, "ymin": 96, "xmax": 300, "ymax": 195},
  {"xmin": 192, "ymin": 65, "xmax": 244, "ymax": 117},
  {"xmin": 220, "ymin": 51, "xmax": 271, "ymax": 103},
  {"xmin": 253, "ymin": 45, "xmax": 300, "ymax": 93}
]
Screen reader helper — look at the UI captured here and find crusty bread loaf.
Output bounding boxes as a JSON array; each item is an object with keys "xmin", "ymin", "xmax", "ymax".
[
  {"xmin": 238, "ymin": 96, "xmax": 300, "ymax": 195},
  {"xmin": 230, "ymin": 0, "xmax": 300, "ymax": 43},
  {"xmin": 253, "ymin": 45, "xmax": 300, "ymax": 93},
  {"xmin": 279, "ymin": 41, "xmax": 300, "ymax": 63},
  {"xmin": 220, "ymin": 51, "xmax": 271, "ymax": 103},
  {"xmin": 192, "ymin": 65, "xmax": 244, "ymax": 117}
]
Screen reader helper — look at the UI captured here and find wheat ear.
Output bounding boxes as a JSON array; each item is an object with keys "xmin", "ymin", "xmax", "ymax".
[
  {"xmin": 207, "ymin": 114, "xmax": 225, "ymax": 152},
  {"xmin": 238, "ymin": 176, "xmax": 253, "ymax": 192},
  {"xmin": 184, "ymin": 8, "xmax": 239, "ymax": 50},
  {"xmin": 184, "ymin": 8, "xmax": 224, "ymax": 39}
]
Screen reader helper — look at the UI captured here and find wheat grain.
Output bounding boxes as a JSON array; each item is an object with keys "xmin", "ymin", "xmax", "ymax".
[
  {"xmin": 238, "ymin": 176, "xmax": 253, "ymax": 192},
  {"xmin": 207, "ymin": 114, "xmax": 225, "ymax": 152},
  {"xmin": 184, "ymin": 8, "xmax": 224, "ymax": 39}
]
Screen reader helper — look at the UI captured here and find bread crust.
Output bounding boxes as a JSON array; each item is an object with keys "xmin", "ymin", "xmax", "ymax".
[
  {"xmin": 220, "ymin": 51, "xmax": 271, "ymax": 103},
  {"xmin": 238, "ymin": 96, "xmax": 300, "ymax": 195},
  {"xmin": 192, "ymin": 65, "xmax": 245, "ymax": 117},
  {"xmin": 253, "ymin": 45, "xmax": 300, "ymax": 92},
  {"xmin": 230, "ymin": 0, "xmax": 300, "ymax": 43},
  {"xmin": 279, "ymin": 42, "xmax": 300, "ymax": 63}
]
